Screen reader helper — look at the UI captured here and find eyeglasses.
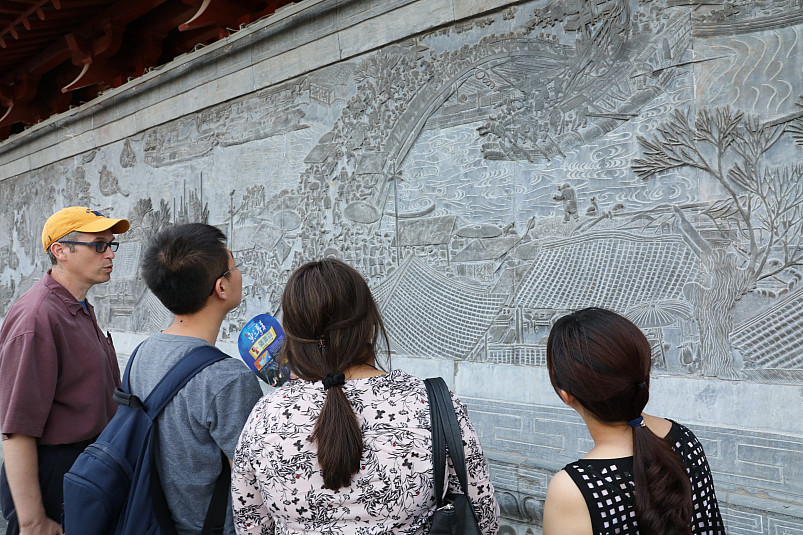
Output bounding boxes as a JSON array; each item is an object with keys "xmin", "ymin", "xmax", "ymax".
[
  {"xmin": 209, "ymin": 262, "xmax": 240, "ymax": 296},
  {"xmin": 58, "ymin": 240, "xmax": 119, "ymax": 253}
]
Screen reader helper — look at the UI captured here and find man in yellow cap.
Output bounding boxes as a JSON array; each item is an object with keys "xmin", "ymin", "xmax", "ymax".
[{"xmin": 0, "ymin": 207, "xmax": 130, "ymax": 535}]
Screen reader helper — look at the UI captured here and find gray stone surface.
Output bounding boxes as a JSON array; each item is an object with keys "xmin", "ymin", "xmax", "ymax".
[{"xmin": 1, "ymin": 1, "xmax": 802, "ymax": 533}]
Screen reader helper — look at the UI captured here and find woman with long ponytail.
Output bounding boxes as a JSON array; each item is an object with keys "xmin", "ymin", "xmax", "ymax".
[
  {"xmin": 543, "ymin": 307, "xmax": 724, "ymax": 535},
  {"xmin": 231, "ymin": 259, "xmax": 500, "ymax": 534}
]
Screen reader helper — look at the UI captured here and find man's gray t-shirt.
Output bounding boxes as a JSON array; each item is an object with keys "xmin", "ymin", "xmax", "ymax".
[{"xmin": 129, "ymin": 332, "xmax": 263, "ymax": 535}]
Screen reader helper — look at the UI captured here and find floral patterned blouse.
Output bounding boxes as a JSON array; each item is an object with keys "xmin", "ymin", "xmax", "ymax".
[{"xmin": 231, "ymin": 369, "xmax": 500, "ymax": 534}]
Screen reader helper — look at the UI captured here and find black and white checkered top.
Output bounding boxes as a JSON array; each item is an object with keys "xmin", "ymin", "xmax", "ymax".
[{"xmin": 563, "ymin": 420, "xmax": 725, "ymax": 535}]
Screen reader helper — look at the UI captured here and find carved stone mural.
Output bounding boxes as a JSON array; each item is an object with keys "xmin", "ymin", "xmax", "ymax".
[{"xmin": 1, "ymin": 0, "xmax": 802, "ymax": 532}]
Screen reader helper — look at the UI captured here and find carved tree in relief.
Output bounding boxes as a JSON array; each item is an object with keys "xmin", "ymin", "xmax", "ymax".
[
  {"xmin": 633, "ymin": 106, "xmax": 803, "ymax": 378},
  {"xmin": 126, "ymin": 197, "xmax": 173, "ymax": 244}
]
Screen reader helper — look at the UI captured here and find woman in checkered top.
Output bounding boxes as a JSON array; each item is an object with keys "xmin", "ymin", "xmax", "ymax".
[{"xmin": 542, "ymin": 307, "xmax": 725, "ymax": 535}]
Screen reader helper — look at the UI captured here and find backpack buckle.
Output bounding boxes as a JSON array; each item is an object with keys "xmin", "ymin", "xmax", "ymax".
[{"xmin": 113, "ymin": 387, "xmax": 144, "ymax": 409}]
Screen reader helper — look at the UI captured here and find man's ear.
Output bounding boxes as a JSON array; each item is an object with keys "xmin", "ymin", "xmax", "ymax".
[
  {"xmin": 212, "ymin": 279, "xmax": 226, "ymax": 299},
  {"xmin": 50, "ymin": 242, "xmax": 68, "ymax": 262}
]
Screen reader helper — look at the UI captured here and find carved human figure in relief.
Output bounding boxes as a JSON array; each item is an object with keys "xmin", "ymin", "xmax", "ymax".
[{"xmin": 553, "ymin": 183, "xmax": 579, "ymax": 222}]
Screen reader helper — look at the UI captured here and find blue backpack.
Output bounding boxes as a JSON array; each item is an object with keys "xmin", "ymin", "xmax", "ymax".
[{"xmin": 63, "ymin": 344, "xmax": 231, "ymax": 535}]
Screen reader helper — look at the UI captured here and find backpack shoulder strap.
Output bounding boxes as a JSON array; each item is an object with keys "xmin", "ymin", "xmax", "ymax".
[
  {"xmin": 144, "ymin": 344, "xmax": 230, "ymax": 416},
  {"xmin": 120, "ymin": 341, "xmax": 144, "ymax": 394},
  {"xmin": 114, "ymin": 342, "xmax": 145, "ymax": 409},
  {"xmin": 144, "ymin": 344, "xmax": 231, "ymax": 535},
  {"xmin": 115, "ymin": 343, "xmax": 230, "ymax": 417}
]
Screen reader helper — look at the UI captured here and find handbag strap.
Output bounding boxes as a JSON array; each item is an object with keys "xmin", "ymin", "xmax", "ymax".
[
  {"xmin": 426, "ymin": 378, "xmax": 447, "ymax": 507},
  {"xmin": 424, "ymin": 378, "xmax": 473, "ymax": 504}
]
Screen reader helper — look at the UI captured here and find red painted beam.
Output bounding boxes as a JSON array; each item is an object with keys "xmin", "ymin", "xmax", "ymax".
[
  {"xmin": 61, "ymin": 58, "xmax": 122, "ymax": 92},
  {"xmin": 0, "ymin": 0, "xmax": 59, "ymax": 44},
  {"xmin": 179, "ymin": 0, "xmax": 254, "ymax": 32},
  {"xmin": 0, "ymin": 94, "xmax": 49, "ymax": 127},
  {"xmin": 0, "ymin": 0, "xmax": 299, "ymax": 137}
]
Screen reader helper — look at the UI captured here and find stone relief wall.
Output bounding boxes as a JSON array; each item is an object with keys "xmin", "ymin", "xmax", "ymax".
[{"xmin": 1, "ymin": 0, "xmax": 803, "ymax": 532}]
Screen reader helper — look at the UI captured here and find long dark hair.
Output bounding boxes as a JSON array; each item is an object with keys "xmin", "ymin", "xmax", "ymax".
[
  {"xmin": 546, "ymin": 307, "xmax": 693, "ymax": 535},
  {"xmin": 280, "ymin": 258, "xmax": 390, "ymax": 490}
]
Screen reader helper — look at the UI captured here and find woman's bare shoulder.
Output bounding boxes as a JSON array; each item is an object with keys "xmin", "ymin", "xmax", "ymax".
[
  {"xmin": 543, "ymin": 469, "xmax": 592, "ymax": 535},
  {"xmin": 644, "ymin": 413, "xmax": 673, "ymax": 438}
]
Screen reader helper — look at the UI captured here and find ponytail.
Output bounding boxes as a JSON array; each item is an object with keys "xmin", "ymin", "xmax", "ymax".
[
  {"xmin": 311, "ymin": 380, "xmax": 362, "ymax": 490},
  {"xmin": 547, "ymin": 308, "xmax": 695, "ymax": 532},
  {"xmin": 281, "ymin": 258, "xmax": 391, "ymax": 491},
  {"xmin": 631, "ymin": 421, "xmax": 693, "ymax": 535}
]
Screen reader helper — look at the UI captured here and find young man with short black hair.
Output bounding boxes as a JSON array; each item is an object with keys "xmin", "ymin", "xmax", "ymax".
[{"xmin": 133, "ymin": 223, "xmax": 263, "ymax": 535}]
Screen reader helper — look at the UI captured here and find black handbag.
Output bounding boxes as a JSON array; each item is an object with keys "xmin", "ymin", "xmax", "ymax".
[{"xmin": 424, "ymin": 377, "xmax": 482, "ymax": 535}]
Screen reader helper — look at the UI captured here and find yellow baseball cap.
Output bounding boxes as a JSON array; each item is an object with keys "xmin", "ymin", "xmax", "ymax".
[{"xmin": 42, "ymin": 207, "xmax": 130, "ymax": 252}]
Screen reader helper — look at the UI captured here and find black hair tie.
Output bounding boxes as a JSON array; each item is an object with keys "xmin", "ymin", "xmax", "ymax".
[{"xmin": 322, "ymin": 372, "xmax": 346, "ymax": 390}]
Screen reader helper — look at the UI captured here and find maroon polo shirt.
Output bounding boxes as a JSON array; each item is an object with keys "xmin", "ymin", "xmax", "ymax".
[{"xmin": 0, "ymin": 270, "xmax": 121, "ymax": 445}]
